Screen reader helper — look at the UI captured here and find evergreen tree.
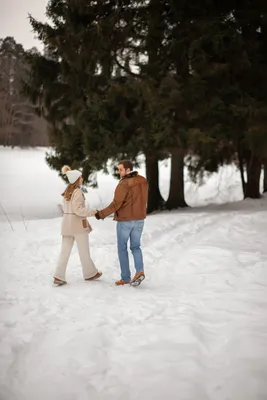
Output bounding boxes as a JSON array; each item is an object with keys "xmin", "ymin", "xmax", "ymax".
[
  {"xmin": 187, "ymin": 0, "xmax": 267, "ymax": 199},
  {"xmin": 24, "ymin": 0, "xmax": 267, "ymax": 205},
  {"xmin": 25, "ymin": 0, "xmax": 171, "ymax": 211},
  {"xmin": 25, "ymin": 0, "xmax": 121, "ymax": 181}
]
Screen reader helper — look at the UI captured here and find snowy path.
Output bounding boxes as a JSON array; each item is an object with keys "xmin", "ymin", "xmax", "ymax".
[{"xmin": 1, "ymin": 201, "xmax": 267, "ymax": 400}]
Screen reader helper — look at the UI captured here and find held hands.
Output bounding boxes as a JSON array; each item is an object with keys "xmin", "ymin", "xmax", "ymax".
[{"xmin": 88, "ymin": 209, "xmax": 102, "ymax": 220}]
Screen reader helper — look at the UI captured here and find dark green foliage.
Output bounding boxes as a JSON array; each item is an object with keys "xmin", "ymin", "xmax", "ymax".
[{"xmin": 22, "ymin": 0, "xmax": 267, "ymax": 206}]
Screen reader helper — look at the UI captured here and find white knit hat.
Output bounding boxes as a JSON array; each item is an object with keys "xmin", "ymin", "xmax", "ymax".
[{"xmin": 61, "ymin": 165, "xmax": 82, "ymax": 184}]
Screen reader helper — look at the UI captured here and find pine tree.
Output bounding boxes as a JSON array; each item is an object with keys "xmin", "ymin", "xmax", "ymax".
[
  {"xmin": 25, "ymin": 0, "xmax": 267, "ymax": 206},
  {"xmin": 25, "ymin": 0, "xmax": 122, "ymax": 181},
  {"xmin": 25, "ymin": 0, "xmax": 171, "ymax": 211},
  {"xmin": 187, "ymin": 0, "xmax": 267, "ymax": 199}
]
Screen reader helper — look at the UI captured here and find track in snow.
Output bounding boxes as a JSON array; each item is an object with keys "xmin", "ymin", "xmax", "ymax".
[{"xmin": 0, "ymin": 203, "xmax": 267, "ymax": 400}]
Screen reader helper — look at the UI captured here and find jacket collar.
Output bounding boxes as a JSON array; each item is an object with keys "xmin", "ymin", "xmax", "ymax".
[{"xmin": 121, "ymin": 171, "xmax": 138, "ymax": 181}]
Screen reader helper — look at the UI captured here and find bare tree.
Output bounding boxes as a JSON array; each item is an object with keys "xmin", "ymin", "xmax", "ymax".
[{"xmin": 0, "ymin": 37, "xmax": 49, "ymax": 147}]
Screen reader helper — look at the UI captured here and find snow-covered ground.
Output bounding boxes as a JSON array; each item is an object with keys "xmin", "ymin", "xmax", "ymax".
[{"xmin": 0, "ymin": 147, "xmax": 267, "ymax": 400}]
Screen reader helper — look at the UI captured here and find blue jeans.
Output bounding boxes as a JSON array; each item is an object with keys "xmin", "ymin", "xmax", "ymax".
[{"xmin": 116, "ymin": 220, "xmax": 145, "ymax": 282}]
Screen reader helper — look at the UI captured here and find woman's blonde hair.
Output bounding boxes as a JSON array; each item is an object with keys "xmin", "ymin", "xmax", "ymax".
[{"xmin": 61, "ymin": 165, "xmax": 81, "ymax": 201}]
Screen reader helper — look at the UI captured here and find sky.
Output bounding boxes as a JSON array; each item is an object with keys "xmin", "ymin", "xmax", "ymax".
[{"xmin": 0, "ymin": 0, "xmax": 48, "ymax": 50}]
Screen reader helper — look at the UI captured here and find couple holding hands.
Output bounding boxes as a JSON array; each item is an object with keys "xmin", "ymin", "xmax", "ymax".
[{"xmin": 53, "ymin": 160, "xmax": 148, "ymax": 287}]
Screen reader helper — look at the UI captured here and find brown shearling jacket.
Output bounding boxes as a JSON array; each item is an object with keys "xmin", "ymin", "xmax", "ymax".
[{"xmin": 98, "ymin": 172, "xmax": 148, "ymax": 221}]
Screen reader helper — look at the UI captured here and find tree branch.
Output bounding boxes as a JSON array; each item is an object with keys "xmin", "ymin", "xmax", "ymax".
[{"xmin": 114, "ymin": 56, "xmax": 140, "ymax": 78}]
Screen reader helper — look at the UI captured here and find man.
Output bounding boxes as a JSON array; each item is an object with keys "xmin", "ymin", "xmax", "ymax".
[{"xmin": 95, "ymin": 160, "xmax": 148, "ymax": 286}]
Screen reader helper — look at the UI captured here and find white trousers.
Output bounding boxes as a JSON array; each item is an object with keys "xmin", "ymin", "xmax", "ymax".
[{"xmin": 54, "ymin": 234, "xmax": 98, "ymax": 281}]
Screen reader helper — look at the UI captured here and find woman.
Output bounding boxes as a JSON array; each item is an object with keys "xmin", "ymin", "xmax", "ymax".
[{"xmin": 53, "ymin": 165, "xmax": 102, "ymax": 286}]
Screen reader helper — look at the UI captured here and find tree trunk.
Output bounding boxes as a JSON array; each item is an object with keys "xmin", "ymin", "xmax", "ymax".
[
  {"xmin": 264, "ymin": 161, "xmax": 267, "ymax": 193},
  {"xmin": 245, "ymin": 153, "xmax": 262, "ymax": 199},
  {"xmin": 237, "ymin": 146, "xmax": 246, "ymax": 198},
  {"xmin": 165, "ymin": 149, "xmax": 188, "ymax": 209},
  {"xmin": 145, "ymin": 155, "xmax": 165, "ymax": 214}
]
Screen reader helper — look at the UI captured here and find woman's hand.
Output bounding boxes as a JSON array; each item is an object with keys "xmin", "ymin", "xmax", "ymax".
[{"xmin": 87, "ymin": 209, "xmax": 97, "ymax": 217}]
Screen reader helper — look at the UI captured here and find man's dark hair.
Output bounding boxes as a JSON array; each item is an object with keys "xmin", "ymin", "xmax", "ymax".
[{"xmin": 118, "ymin": 159, "xmax": 133, "ymax": 171}]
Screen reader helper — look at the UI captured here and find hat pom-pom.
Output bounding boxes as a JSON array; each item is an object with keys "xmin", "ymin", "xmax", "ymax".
[{"xmin": 61, "ymin": 165, "xmax": 71, "ymax": 175}]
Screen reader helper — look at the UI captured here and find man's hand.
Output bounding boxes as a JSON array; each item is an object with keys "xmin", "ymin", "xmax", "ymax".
[{"xmin": 95, "ymin": 211, "xmax": 101, "ymax": 220}]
